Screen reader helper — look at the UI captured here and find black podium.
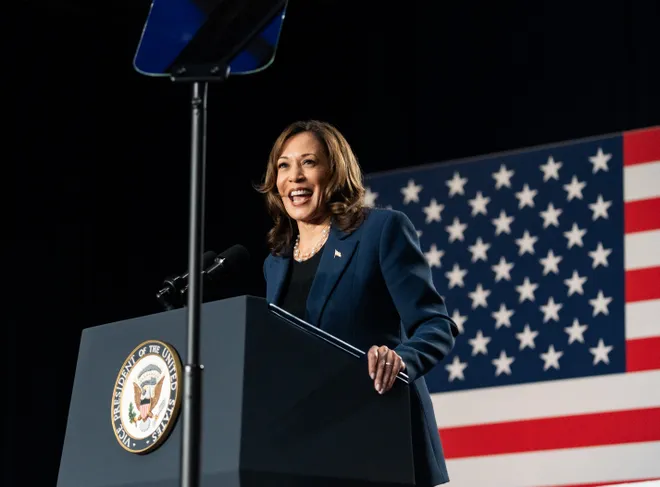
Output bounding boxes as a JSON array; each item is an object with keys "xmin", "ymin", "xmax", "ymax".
[{"xmin": 56, "ymin": 295, "xmax": 415, "ymax": 487}]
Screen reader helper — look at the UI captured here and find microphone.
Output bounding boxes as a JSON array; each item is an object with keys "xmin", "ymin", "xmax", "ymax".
[
  {"xmin": 177, "ymin": 244, "xmax": 250, "ymax": 304},
  {"xmin": 204, "ymin": 244, "xmax": 250, "ymax": 281},
  {"xmin": 156, "ymin": 250, "xmax": 218, "ymax": 310}
]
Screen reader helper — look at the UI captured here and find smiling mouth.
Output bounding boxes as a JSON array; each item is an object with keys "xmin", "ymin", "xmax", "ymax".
[{"xmin": 289, "ymin": 189, "xmax": 313, "ymax": 206}]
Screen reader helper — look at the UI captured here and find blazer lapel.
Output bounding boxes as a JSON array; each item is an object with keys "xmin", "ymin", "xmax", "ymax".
[
  {"xmin": 267, "ymin": 256, "xmax": 290, "ymax": 305},
  {"xmin": 306, "ymin": 226, "xmax": 358, "ymax": 326}
]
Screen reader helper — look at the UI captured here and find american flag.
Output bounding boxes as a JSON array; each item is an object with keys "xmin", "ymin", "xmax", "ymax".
[{"xmin": 364, "ymin": 127, "xmax": 660, "ymax": 487}]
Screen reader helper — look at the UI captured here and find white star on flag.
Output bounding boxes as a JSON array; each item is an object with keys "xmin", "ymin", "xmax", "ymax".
[
  {"xmin": 445, "ymin": 263, "xmax": 468, "ymax": 289},
  {"xmin": 492, "ymin": 164, "xmax": 515, "ymax": 189},
  {"xmin": 446, "ymin": 172, "xmax": 468, "ymax": 197},
  {"xmin": 468, "ymin": 330, "xmax": 491, "ymax": 356},
  {"xmin": 492, "ymin": 350, "xmax": 515, "ymax": 376},
  {"xmin": 515, "ymin": 324, "xmax": 539, "ymax": 350},
  {"xmin": 589, "ymin": 194, "xmax": 612, "ymax": 220},
  {"xmin": 364, "ymin": 187, "xmax": 378, "ymax": 207},
  {"xmin": 563, "ymin": 175, "xmax": 587, "ymax": 201},
  {"xmin": 468, "ymin": 237, "xmax": 491, "ymax": 262},
  {"xmin": 540, "ymin": 345, "xmax": 564, "ymax": 371},
  {"xmin": 468, "ymin": 191, "xmax": 490, "ymax": 216},
  {"xmin": 422, "ymin": 198, "xmax": 444, "ymax": 223},
  {"xmin": 401, "ymin": 179, "xmax": 422, "ymax": 204},
  {"xmin": 539, "ymin": 155, "xmax": 562, "ymax": 181},
  {"xmin": 540, "ymin": 202, "xmax": 563, "ymax": 228},
  {"xmin": 589, "ymin": 147, "xmax": 611, "ymax": 173},
  {"xmin": 589, "ymin": 339, "xmax": 613, "ymax": 365},
  {"xmin": 445, "ymin": 356, "xmax": 468, "ymax": 381},
  {"xmin": 565, "ymin": 318, "xmax": 588, "ymax": 344},
  {"xmin": 564, "ymin": 270, "xmax": 587, "ymax": 296},
  {"xmin": 515, "ymin": 184, "xmax": 538, "ymax": 209},
  {"xmin": 516, "ymin": 277, "xmax": 539, "ymax": 303},
  {"xmin": 563, "ymin": 223, "xmax": 587, "ymax": 249}
]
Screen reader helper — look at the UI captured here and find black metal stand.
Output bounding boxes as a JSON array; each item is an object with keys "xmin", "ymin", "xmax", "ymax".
[{"xmin": 172, "ymin": 64, "xmax": 229, "ymax": 487}]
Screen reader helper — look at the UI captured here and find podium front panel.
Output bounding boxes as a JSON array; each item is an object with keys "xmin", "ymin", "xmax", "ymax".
[
  {"xmin": 57, "ymin": 299, "xmax": 249, "ymax": 487},
  {"xmin": 57, "ymin": 296, "xmax": 415, "ymax": 487}
]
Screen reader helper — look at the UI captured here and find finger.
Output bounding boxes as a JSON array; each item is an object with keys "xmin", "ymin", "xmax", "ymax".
[
  {"xmin": 384, "ymin": 354, "xmax": 402, "ymax": 393},
  {"xmin": 392, "ymin": 353, "xmax": 405, "ymax": 389},
  {"xmin": 374, "ymin": 345, "xmax": 389, "ymax": 392},
  {"xmin": 382, "ymin": 350, "xmax": 399, "ymax": 393},
  {"xmin": 379, "ymin": 350, "xmax": 394, "ymax": 393},
  {"xmin": 368, "ymin": 346, "xmax": 379, "ymax": 379}
]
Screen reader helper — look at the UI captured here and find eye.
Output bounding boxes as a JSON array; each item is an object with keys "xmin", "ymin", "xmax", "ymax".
[
  {"xmin": 277, "ymin": 161, "xmax": 288, "ymax": 169},
  {"xmin": 303, "ymin": 159, "xmax": 316, "ymax": 165}
]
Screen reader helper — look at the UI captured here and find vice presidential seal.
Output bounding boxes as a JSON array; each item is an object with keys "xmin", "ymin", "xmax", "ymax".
[{"xmin": 111, "ymin": 340, "xmax": 182, "ymax": 454}]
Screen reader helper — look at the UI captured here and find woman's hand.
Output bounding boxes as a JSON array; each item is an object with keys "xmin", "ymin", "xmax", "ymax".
[{"xmin": 367, "ymin": 345, "xmax": 406, "ymax": 394}]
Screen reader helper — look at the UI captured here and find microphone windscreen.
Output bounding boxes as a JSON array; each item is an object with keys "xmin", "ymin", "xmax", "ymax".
[
  {"xmin": 219, "ymin": 244, "xmax": 250, "ymax": 271},
  {"xmin": 202, "ymin": 250, "xmax": 218, "ymax": 268}
]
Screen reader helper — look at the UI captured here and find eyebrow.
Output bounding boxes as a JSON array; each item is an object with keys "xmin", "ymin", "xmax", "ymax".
[{"xmin": 278, "ymin": 153, "xmax": 317, "ymax": 160}]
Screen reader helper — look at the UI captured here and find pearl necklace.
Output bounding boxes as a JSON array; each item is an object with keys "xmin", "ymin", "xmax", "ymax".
[{"xmin": 294, "ymin": 224, "xmax": 330, "ymax": 262}]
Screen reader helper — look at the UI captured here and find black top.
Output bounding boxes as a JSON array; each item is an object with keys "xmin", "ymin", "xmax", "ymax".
[{"xmin": 278, "ymin": 245, "xmax": 325, "ymax": 321}]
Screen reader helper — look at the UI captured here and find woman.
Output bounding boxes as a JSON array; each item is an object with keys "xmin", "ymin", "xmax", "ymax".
[{"xmin": 257, "ymin": 120, "xmax": 459, "ymax": 486}]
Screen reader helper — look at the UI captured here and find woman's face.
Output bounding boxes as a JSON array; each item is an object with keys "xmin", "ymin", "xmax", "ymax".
[{"xmin": 276, "ymin": 131, "xmax": 331, "ymax": 224}]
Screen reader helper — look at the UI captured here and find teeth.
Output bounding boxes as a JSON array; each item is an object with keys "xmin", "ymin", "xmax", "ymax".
[{"xmin": 290, "ymin": 189, "xmax": 311, "ymax": 197}]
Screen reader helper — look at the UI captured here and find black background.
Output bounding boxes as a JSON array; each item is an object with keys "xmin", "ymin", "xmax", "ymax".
[{"xmin": 5, "ymin": 1, "xmax": 659, "ymax": 485}]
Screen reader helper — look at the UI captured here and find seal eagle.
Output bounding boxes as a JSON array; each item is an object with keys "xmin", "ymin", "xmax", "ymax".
[{"xmin": 133, "ymin": 364, "xmax": 165, "ymax": 421}]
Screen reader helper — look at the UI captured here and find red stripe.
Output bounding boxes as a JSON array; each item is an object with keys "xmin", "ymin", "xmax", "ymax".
[
  {"xmin": 627, "ymin": 336, "xmax": 660, "ymax": 372},
  {"xmin": 541, "ymin": 477, "xmax": 660, "ymax": 487},
  {"xmin": 625, "ymin": 198, "xmax": 660, "ymax": 234},
  {"xmin": 624, "ymin": 127, "xmax": 660, "ymax": 166},
  {"xmin": 626, "ymin": 266, "xmax": 660, "ymax": 302},
  {"xmin": 439, "ymin": 407, "xmax": 660, "ymax": 459}
]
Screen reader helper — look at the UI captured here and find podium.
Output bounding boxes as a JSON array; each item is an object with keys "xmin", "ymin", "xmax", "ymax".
[{"xmin": 57, "ymin": 295, "xmax": 415, "ymax": 487}]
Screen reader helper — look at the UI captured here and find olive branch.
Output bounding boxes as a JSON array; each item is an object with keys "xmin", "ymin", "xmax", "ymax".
[{"xmin": 128, "ymin": 402, "xmax": 137, "ymax": 424}]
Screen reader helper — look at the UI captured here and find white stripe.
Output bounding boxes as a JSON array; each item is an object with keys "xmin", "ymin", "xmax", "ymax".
[
  {"xmin": 625, "ymin": 229, "xmax": 660, "ymax": 270},
  {"xmin": 626, "ymin": 300, "xmax": 660, "ymax": 339},
  {"xmin": 432, "ymin": 369, "xmax": 660, "ymax": 428},
  {"xmin": 445, "ymin": 441, "xmax": 660, "ymax": 487},
  {"xmin": 624, "ymin": 160, "xmax": 660, "ymax": 202}
]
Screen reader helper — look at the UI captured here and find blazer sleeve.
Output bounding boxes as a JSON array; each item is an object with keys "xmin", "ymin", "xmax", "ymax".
[{"xmin": 379, "ymin": 210, "xmax": 459, "ymax": 382}]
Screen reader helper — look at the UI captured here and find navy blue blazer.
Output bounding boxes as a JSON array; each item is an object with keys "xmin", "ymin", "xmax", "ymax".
[{"xmin": 263, "ymin": 207, "xmax": 458, "ymax": 486}]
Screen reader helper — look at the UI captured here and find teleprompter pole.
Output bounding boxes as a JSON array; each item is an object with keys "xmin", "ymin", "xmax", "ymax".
[
  {"xmin": 173, "ymin": 63, "xmax": 229, "ymax": 487},
  {"xmin": 180, "ymin": 80, "xmax": 208, "ymax": 487}
]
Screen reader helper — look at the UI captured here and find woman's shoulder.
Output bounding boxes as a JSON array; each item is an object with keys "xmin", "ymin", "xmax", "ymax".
[
  {"xmin": 360, "ymin": 206, "xmax": 414, "ymax": 232},
  {"xmin": 341, "ymin": 207, "xmax": 417, "ymax": 249}
]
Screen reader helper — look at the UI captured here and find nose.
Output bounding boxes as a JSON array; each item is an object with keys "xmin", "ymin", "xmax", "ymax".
[{"xmin": 288, "ymin": 162, "xmax": 305, "ymax": 182}]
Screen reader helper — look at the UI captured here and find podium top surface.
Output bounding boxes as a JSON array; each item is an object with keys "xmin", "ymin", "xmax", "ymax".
[{"xmin": 268, "ymin": 301, "xmax": 409, "ymax": 383}]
